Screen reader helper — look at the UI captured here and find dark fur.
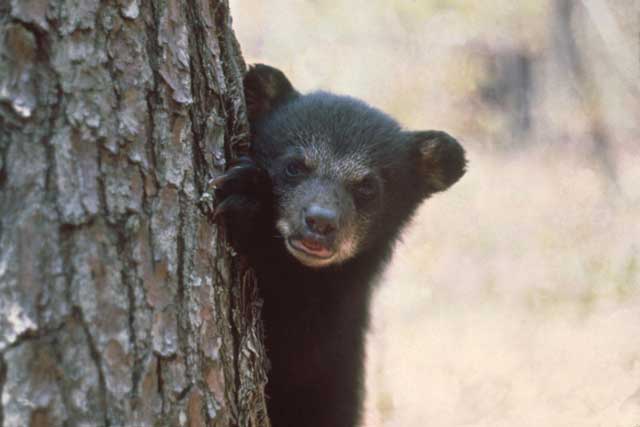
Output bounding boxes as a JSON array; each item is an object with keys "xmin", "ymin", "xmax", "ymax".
[{"xmin": 215, "ymin": 64, "xmax": 466, "ymax": 427}]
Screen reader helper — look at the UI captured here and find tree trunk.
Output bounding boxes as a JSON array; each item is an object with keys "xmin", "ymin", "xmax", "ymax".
[{"xmin": 0, "ymin": 1, "xmax": 269, "ymax": 426}]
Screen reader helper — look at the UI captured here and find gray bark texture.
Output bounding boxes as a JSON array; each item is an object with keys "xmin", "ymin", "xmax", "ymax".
[{"xmin": 0, "ymin": 0, "xmax": 270, "ymax": 426}]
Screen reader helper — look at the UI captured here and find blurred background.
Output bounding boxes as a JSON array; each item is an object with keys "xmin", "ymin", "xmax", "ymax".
[{"xmin": 228, "ymin": 1, "xmax": 640, "ymax": 426}]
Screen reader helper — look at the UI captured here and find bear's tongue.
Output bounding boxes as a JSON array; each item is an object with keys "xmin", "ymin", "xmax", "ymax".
[
  {"xmin": 296, "ymin": 238, "xmax": 333, "ymax": 258},
  {"xmin": 301, "ymin": 239, "xmax": 324, "ymax": 251}
]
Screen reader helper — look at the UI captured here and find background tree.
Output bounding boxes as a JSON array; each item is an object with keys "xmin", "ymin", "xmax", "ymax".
[
  {"xmin": 0, "ymin": 0, "xmax": 269, "ymax": 426},
  {"xmin": 547, "ymin": 0, "xmax": 618, "ymax": 184}
]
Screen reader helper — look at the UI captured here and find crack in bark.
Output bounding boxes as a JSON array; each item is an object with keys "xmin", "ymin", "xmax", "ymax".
[
  {"xmin": 35, "ymin": 32, "xmax": 64, "ymax": 224},
  {"xmin": 176, "ymin": 382, "xmax": 193, "ymax": 402},
  {"xmin": 155, "ymin": 354, "xmax": 165, "ymax": 415},
  {"xmin": 126, "ymin": 276, "xmax": 141, "ymax": 401},
  {"xmin": 141, "ymin": 0, "xmax": 161, "ymax": 188},
  {"xmin": 95, "ymin": 147, "xmax": 110, "ymax": 224},
  {"xmin": 175, "ymin": 188, "xmax": 192, "ymax": 382},
  {"xmin": 0, "ymin": 136, "xmax": 7, "ymax": 235},
  {"xmin": 0, "ymin": 322, "xmax": 67, "ymax": 353},
  {"xmin": 74, "ymin": 307, "xmax": 110, "ymax": 427},
  {"xmin": 184, "ymin": 0, "xmax": 216, "ymax": 198},
  {"xmin": 229, "ymin": 273, "xmax": 243, "ymax": 427},
  {"xmin": 58, "ymin": 223, "xmax": 109, "ymax": 426},
  {"xmin": 0, "ymin": 354, "xmax": 6, "ymax": 427},
  {"xmin": 92, "ymin": 11, "xmax": 148, "ymax": 223},
  {"xmin": 96, "ymin": 1, "xmax": 123, "ymax": 145},
  {"xmin": 112, "ymin": 220, "xmax": 144, "ymax": 404},
  {"xmin": 143, "ymin": 90, "xmax": 159, "ymax": 184},
  {"xmin": 186, "ymin": 1, "xmax": 226, "ymax": 201},
  {"xmin": 209, "ymin": 226, "xmax": 241, "ymax": 424},
  {"xmin": 153, "ymin": 351, "xmax": 185, "ymax": 417},
  {"xmin": 50, "ymin": 322, "xmax": 83, "ymax": 426}
]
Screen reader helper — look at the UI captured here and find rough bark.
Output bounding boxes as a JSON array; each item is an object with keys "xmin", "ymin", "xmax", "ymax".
[{"xmin": 0, "ymin": 1, "xmax": 269, "ymax": 426}]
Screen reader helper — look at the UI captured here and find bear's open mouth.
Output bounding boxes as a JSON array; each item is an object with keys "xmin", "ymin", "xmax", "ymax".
[{"xmin": 288, "ymin": 237, "xmax": 334, "ymax": 259}]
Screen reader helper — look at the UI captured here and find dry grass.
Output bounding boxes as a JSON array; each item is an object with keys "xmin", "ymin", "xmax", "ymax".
[{"xmin": 365, "ymin": 145, "xmax": 640, "ymax": 427}]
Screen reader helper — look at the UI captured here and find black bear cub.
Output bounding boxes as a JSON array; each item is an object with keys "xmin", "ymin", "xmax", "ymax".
[{"xmin": 215, "ymin": 64, "xmax": 466, "ymax": 427}]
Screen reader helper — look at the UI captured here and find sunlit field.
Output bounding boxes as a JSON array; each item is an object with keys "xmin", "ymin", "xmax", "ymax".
[
  {"xmin": 364, "ymin": 145, "xmax": 640, "ymax": 427},
  {"xmin": 229, "ymin": 0, "xmax": 640, "ymax": 425}
]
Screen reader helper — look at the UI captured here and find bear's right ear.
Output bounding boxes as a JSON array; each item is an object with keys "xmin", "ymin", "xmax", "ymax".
[
  {"xmin": 411, "ymin": 130, "xmax": 467, "ymax": 195},
  {"xmin": 244, "ymin": 64, "xmax": 299, "ymax": 124}
]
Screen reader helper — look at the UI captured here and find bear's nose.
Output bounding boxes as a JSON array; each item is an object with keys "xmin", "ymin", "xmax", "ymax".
[{"xmin": 305, "ymin": 205, "xmax": 337, "ymax": 236}]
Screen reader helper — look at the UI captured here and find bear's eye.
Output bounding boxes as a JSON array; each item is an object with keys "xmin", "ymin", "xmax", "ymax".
[
  {"xmin": 284, "ymin": 159, "xmax": 308, "ymax": 178},
  {"xmin": 354, "ymin": 176, "xmax": 378, "ymax": 200}
]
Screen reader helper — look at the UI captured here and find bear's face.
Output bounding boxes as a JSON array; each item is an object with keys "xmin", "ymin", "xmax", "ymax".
[
  {"xmin": 244, "ymin": 65, "xmax": 466, "ymax": 268},
  {"xmin": 269, "ymin": 145, "xmax": 382, "ymax": 268}
]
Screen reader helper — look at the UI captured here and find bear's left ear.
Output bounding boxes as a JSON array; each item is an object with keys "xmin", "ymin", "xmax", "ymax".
[
  {"xmin": 411, "ymin": 130, "xmax": 467, "ymax": 194},
  {"xmin": 244, "ymin": 64, "xmax": 299, "ymax": 125}
]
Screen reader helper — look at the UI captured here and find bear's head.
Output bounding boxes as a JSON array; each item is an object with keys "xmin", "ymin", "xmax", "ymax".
[{"xmin": 244, "ymin": 64, "xmax": 466, "ymax": 268}]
